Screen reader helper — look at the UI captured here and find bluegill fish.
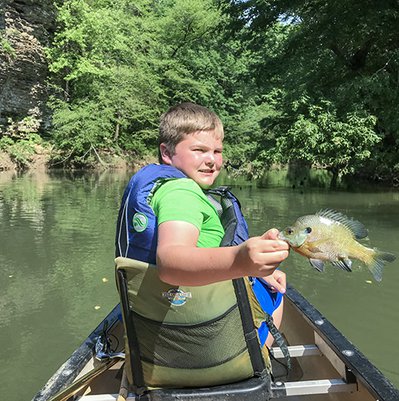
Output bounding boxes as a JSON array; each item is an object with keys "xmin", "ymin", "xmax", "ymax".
[{"xmin": 278, "ymin": 209, "xmax": 396, "ymax": 281}]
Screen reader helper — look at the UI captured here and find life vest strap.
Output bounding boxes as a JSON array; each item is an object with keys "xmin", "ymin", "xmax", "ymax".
[
  {"xmin": 264, "ymin": 313, "xmax": 292, "ymax": 372},
  {"xmin": 232, "ymin": 278, "xmax": 267, "ymax": 377}
]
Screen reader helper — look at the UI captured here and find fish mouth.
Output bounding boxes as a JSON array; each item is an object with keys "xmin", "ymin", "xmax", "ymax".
[
  {"xmin": 278, "ymin": 230, "xmax": 307, "ymax": 248},
  {"xmin": 277, "ymin": 231, "xmax": 287, "ymax": 241},
  {"xmin": 292, "ymin": 237, "xmax": 307, "ymax": 247}
]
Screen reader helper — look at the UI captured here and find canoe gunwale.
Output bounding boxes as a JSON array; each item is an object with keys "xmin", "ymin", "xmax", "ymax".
[{"xmin": 285, "ymin": 284, "xmax": 399, "ymax": 401}]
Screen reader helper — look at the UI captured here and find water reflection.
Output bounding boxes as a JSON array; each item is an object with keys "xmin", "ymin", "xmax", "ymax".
[
  {"xmin": 0, "ymin": 169, "xmax": 129, "ymax": 400},
  {"xmin": 0, "ymin": 169, "xmax": 398, "ymax": 401},
  {"xmin": 258, "ymin": 166, "xmax": 333, "ymax": 189}
]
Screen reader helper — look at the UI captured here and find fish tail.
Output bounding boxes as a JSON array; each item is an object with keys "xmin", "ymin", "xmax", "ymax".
[{"xmin": 367, "ymin": 251, "xmax": 396, "ymax": 282}]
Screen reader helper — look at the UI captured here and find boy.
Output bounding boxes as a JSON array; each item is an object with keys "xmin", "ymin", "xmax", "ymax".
[{"xmin": 116, "ymin": 102, "xmax": 289, "ymax": 348}]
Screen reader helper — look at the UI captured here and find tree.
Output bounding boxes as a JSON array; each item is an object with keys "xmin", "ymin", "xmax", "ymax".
[
  {"xmin": 47, "ymin": 0, "xmax": 166, "ymax": 165},
  {"xmin": 47, "ymin": 0, "xmax": 265, "ymax": 168},
  {"xmin": 224, "ymin": 0, "xmax": 399, "ymax": 183},
  {"xmin": 271, "ymin": 99, "xmax": 379, "ymax": 188}
]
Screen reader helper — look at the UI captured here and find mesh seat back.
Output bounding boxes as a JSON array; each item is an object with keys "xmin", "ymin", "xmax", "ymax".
[{"xmin": 115, "ymin": 257, "xmax": 267, "ymax": 389}]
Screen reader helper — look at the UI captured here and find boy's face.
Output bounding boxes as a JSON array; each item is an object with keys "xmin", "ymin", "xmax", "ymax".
[{"xmin": 160, "ymin": 130, "xmax": 223, "ymax": 189}]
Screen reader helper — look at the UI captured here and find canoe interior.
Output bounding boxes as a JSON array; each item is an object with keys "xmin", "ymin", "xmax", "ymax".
[
  {"xmin": 74, "ymin": 321, "xmax": 125, "ymax": 397},
  {"xmin": 34, "ymin": 286, "xmax": 399, "ymax": 401},
  {"xmin": 276, "ymin": 292, "xmax": 376, "ymax": 401}
]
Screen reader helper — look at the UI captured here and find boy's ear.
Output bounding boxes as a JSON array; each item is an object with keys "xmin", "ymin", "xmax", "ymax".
[{"xmin": 159, "ymin": 143, "xmax": 173, "ymax": 165}]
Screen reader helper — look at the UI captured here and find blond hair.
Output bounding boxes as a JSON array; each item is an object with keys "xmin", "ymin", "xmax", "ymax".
[{"xmin": 159, "ymin": 102, "xmax": 224, "ymax": 161}]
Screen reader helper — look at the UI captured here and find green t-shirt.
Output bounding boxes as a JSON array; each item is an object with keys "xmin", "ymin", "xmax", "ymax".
[{"xmin": 151, "ymin": 178, "xmax": 224, "ymax": 248}]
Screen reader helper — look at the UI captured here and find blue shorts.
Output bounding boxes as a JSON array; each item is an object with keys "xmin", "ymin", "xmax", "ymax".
[{"xmin": 250, "ymin": 277, "xmax": 283, "ymax": 347}]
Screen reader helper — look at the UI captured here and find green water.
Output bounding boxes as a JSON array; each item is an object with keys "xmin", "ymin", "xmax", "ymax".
[{"xmin": 1, "ymin": 169, "xmax": 398, "ymax": 400}]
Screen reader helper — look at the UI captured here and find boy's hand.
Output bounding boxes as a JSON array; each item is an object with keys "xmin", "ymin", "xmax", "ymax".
[
  {"xmin": 262, "ymin": 228, "xmax": 280, "ymax": 240},
  {"xmin": 261, "ymin": 270, "xmax": 287, "ymax": 294},
  {"xmin": 235, "ymin": 228, "xmax": 289, "ymax": 277}
]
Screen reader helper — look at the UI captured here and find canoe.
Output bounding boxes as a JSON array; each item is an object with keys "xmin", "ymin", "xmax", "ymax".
[{"xmin": 32, "ymin": 285, "xmax": 399, "ymax": 401}]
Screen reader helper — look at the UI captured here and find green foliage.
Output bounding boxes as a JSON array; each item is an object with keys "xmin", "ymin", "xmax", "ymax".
[
  {"xmin": 225, "ymin": 0, "xmax": 399, "ymax": 183},
  {"xmin": 47, "ymin": 0, "xmax": 256, "ymax": 166},
  {"xmin": 223, "ymin": 93, "xmax": 284, "ymax": 175},
  {"xmin": 3, "ymin": 116, "xmax": 42, "ymax": 139},
  {"xmin": 0, "ymin": 27, "xmax": 15, "ymax": 57},
  {"xmin": 0, "ymin": 116, "xmax": 43, "ymax": 169},
  {"xmin": 271, "ymin": 100, "xmax": 379, "ymax": 174},
  {"xmin": 0, "ymin": 36, "xmax": 16, "ymax": 58},
  {"xmin": 47, "ymin": 0, "xmax": 167, "ymax": 164},
  {"xmin": 39, "ymin": 0, "xmax": 399, "ymax": 184},
  {"xmin": 50, "ymin": 99, "xmax": 113, "ymax": 166}
]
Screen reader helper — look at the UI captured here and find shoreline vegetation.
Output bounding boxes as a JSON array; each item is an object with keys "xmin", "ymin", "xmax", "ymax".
[
  {"xmin": 1, "ymin": 1, "xmax": 399, "ymax": 189},
  {"xmin": 0, "ymin": 147, "xmax": 152, "ymax": 174},
  {"xmin": 1, "ymin": 145, "xmax": 398, "ymax": 191}
]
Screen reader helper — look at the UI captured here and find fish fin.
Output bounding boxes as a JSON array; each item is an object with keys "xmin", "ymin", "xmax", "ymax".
[
  {"xmin": 368, "ymin": 251, "xmax": 396, "ymax": 282},
  {"xmin": 331, "ymin": 258, "xmax": 352, "ymax": 272},
  {"xmin": 343, "ymin": 258, "xmax": 353, "ymax": 271},
  {"xmin": 308, "ymin": 244, "xmax": 323, "ymax": 253},
  {"xmin": 317, "ymin": 209, "xmax": 368, "ymax": 239},
  {"xmin": 309, "ymin": 258, "xmax": 325, "ymax": 272}
]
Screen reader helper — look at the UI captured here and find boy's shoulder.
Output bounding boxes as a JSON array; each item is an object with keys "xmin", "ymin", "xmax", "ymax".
[
  {"xmin": 151, "ymin": 178, "xmax": 211, "ymax": 218},
  {"xmin": 154, "ymin": 177, "xmax": 203, "ymax": 196},
  {"xmin": 151, "ymin": 178, "xmax": 213, "ymax": 209}
]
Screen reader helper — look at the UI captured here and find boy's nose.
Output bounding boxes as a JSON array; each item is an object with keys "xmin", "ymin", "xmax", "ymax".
[{"xmin": 205, "ymin": 153, "xmax": 215, "ymax": 165}]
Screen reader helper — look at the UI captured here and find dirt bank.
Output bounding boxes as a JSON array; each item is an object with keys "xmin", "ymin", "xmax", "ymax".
[
  {"xmin": 0, "ymin": 151, "xmax": 15, "ymax": 171},
  {"xmin": 0, "ymin": 146, "xmax": 51, "ymax": 172},
  {"xmin": 0, "ymin": 148, "xmax": 157, "ymax": 172}
]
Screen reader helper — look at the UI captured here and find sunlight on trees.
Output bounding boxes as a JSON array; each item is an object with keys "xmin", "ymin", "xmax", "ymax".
[{"xmin": 39, "ymin": 0, "xmax": 399, "ymax": 184}]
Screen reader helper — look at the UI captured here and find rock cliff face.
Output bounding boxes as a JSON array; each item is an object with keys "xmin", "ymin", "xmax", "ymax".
[{"xmin": 0, "ymin": 0, "xmax": 57, "ymax": 130}]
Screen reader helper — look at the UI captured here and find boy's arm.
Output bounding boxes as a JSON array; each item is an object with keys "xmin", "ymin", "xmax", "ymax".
[{"xmin": 156, "ymin": 221, "xmax": 289, "ymax": 286}]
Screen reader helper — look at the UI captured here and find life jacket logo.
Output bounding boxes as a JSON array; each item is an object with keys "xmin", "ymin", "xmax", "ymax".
[
  {"xmin": 132, "ymin": 212, "xmax": 148, "ymax": 232},
  {"xmin": 162, "ymin": 289, "xmax": 192, "ymax": 306}
]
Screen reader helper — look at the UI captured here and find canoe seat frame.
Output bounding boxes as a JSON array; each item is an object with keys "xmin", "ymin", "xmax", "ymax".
[{"xmin": 116, "ymin": 266, "xmax": 272, "ymax": 401}]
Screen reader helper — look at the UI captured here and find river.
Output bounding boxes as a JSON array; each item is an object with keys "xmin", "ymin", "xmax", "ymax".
[{"xmin": 0, "ymin": 168, "xmax": 398, "ymax": 401}]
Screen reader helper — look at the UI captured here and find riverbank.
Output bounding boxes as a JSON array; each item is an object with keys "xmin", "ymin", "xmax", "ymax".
[
  {"xmin": 0, "ymin": 151, "xmax": 14, "ymax": 171},
  {"xmin": 0, "ymin": 146, "xmax": 50, "ymax": 172},
  {"xmin": 0, "ymin": 148, "xmax": 156, "ymax": 173},
  {"xmin": 1, "ymin": 147, "xmax": 399, "ymax": 190}
]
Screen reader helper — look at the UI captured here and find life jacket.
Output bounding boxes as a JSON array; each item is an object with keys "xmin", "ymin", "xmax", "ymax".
[
  {"xmin": 115, "ymin": 165, "xmax": 272, "ymax": 391},
  {"xmin": 115, "ymin": 163, "xmax": 186, "ymax": 263}
]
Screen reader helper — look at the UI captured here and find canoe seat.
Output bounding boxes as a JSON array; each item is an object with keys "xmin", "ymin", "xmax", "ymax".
[
  {"xmin": 113, "ymin": 258, "xmax": 360, "ymax": 401},
  {"xmin": 115, "ymin": 256, "xmax": 273, "ymax": 401}
]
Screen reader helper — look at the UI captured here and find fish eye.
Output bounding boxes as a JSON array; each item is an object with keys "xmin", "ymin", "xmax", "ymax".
[
  {"xmin": 286, "ymin": 227, "xmax": 294, "ymax": 235},
  {"xmin": 305, "ymin": 227, "xmax": 312, "ymax": 234}
]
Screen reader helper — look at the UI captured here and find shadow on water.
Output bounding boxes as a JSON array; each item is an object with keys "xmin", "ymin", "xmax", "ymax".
[
  {"xmin": 257, "ymin": 165, "xmax": 333, "ymax": 190},
  {"xmin": 255, "ymin": 165, "xmax": 398, "ymax": 193}
]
